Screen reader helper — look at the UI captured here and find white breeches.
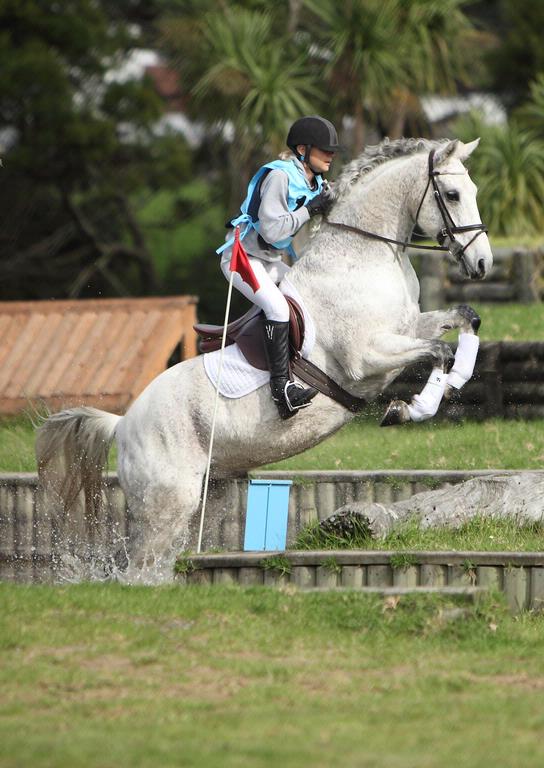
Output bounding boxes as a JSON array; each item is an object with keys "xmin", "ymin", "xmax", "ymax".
[{"xmin": 220, "ymin": 253, "xmax": 291, "ymax": 322}]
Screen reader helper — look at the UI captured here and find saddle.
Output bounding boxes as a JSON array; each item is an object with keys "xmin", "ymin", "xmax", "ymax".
[
  {"xmin": 194, "ymin": 296, "xmax": 305, "ymax": 371},
  {"xmin": 194, "ymin": 298, "xmax": 367, "ymax": 413}
]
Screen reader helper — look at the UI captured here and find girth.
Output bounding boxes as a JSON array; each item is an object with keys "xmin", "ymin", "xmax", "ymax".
[{"xmin": 193, "ymin": 298, "xmax": 366, "ymax": 413}]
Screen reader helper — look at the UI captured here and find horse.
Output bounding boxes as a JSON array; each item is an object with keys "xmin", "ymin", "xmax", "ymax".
[{"xmin": 36, "ymin": 137, "xmax": 493, "ymax": 581}]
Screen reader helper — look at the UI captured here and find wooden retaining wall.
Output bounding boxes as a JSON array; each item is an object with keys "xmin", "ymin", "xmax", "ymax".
[
  {"xmin": 383, "ymin": 341, "xmax": 544, "ymax": 419},
  {"xmin": 0, "ymin": 470, "xmax": 517, "ymax": 582},
  {"xmin": 178, "ymin": 550, "xmax": 544, "ymax": 614},
  {"xmin": 417, "ymin": 246, "xmax": 544, "ymax": 310}
]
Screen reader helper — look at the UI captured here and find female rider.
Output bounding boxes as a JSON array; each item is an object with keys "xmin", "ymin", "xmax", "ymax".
[{"xmin": 217, "ymin": 115, "xmax": 339, "ymax": 419}]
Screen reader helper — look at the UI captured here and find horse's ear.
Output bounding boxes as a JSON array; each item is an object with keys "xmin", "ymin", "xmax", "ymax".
[
  {"xmin": 457, "ymin": 138, "xmax": 480, "ymax": 162},
  {"xmin": 433, "ymin": 140, "xmax": 459, "ymax": 168}
]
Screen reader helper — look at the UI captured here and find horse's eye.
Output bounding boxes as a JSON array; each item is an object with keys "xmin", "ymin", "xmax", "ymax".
[{"xmin": 446, "ymin": 190, "xmax": 460, "ymax": 202}]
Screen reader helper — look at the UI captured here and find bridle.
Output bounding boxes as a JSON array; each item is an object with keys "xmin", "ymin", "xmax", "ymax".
[{"xmin": 326, "ymin": 148, "xmax": 488, "ymax": 266}]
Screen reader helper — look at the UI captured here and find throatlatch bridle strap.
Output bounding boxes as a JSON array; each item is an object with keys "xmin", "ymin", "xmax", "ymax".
[{"xmin": 326, "ymin": 148, "xmax": 488, "ymax": 258}]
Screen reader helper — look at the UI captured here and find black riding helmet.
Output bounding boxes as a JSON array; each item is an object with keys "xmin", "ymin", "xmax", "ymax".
[{"xmin": 286, "ymin": 115, "xmax": 340, "ymax": 162}]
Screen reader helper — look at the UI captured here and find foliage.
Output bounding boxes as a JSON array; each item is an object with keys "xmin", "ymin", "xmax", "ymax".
[
  {"xmin": 455, "ymin": 111, "xmax": 544, "ymax": 237},
  {"xmin": 485, "ymin": 0, "xmax": 544, "ymax": 106},
  {"xmin": 302, "ymin": 0, "xmax": 482, "ymax": 147},
  {"xmin": 0, "ymin": 0, "xmax": 192, "ymax": 299},
  {"xmin": 160, "ymin": 4, "xmax": 320, "ymax": 205},
  {"xmin": 3, "ymin": 406, "xmax": 544, "ymax": 474},
  {"xmin": 3, "ymin": 582, "xmax": 544, "ymax": 767}
]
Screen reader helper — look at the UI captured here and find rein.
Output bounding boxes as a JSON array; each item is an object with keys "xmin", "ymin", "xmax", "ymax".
[{"xmin": 326, "ymin": 148, "xmax": 488, "ymax": 260}]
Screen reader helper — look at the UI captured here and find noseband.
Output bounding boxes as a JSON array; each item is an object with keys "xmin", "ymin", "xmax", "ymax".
[{"xmin": 327, "ymin": 148, "xmax": 488, "ymax": 261}]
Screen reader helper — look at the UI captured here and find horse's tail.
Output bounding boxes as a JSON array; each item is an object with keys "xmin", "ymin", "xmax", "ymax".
[{"xmin": 36, "ymin": 406, "xmax": 122, "ymax": 514}]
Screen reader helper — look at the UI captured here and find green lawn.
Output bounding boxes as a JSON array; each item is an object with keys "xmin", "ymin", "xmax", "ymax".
[
  {"xmin": 2, "ymin": 414, "xmax": 543, "ymax": 474},
  {"xmin": 265, "ymin": 417, "xmax": 544, "ymax": 471},
  {"xmin": 1, "ymin": 583, "xmax": 544, "ymax": 768}
]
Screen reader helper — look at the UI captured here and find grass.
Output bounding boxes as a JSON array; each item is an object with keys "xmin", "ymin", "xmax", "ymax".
[
  {"xmin": 294, "ymin": 515, "xmax": 544, "ymax": 552},
  {"xmin": 264, "ymin": 417, "xmax": 544, "ymax": 471},
  {"xmin": 2, "ymin": 583, "xmax": 544, "ymax": 768},
  {"xmin": 447, "ymin": 302, "xmax": 544, "ymax": 342},
  {"xmin": 3, "ymin": 413, "xmax": 543, "ymax": 474}
]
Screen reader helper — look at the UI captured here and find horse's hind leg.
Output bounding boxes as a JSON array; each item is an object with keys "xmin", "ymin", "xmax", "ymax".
[{"xmin": 121, "ymin": 464, "xmax": 205, "ymax": 582}]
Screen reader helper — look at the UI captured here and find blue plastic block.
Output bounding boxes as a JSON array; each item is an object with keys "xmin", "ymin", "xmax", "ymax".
[{"xmin": 244, "ymin": 479, "xmax": 292, "ymax": 551}]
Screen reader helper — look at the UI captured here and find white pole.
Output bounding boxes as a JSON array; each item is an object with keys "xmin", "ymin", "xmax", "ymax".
[{"xmin": 197, "ymin": 268, "xmax": 235, "ymax": 553}]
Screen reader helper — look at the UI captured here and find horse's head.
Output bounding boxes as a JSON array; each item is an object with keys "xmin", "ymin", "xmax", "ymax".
[{"xmin": 415, "ymin": 138, "xmax": 493, "ymax": 280}]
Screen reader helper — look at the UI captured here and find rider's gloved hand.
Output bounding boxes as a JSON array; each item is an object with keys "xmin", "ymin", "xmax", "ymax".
[{"xmin": 305, "ymin": 189, "xmax": 333, "ymax": 217}]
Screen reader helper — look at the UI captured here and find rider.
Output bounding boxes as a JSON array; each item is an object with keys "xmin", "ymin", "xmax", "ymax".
[{"xmin": 217, "ymin": 115, "xmax": 339, "ymax": 419}]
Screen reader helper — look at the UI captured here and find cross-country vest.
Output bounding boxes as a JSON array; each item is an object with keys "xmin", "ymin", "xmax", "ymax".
[{"xmin": 217, "ymin": 159, "xmax": 323, "ymax": 256}]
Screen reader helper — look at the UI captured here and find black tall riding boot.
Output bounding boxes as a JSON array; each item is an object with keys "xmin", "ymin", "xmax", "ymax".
[{"xmin": 262, "ymin": 318, "xmax": 318, "ymax": 420}]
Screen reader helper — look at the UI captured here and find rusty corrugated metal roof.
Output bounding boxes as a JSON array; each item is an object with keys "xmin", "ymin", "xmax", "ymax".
[{"xmin": 0, "ymin": 296, "xmax": 198, "ymax": 415}]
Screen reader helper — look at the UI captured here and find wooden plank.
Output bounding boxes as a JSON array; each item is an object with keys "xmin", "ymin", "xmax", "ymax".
[
  {"xmin": 112, "ymin": 310, "xmax": 164, "ymax": 395},
  {"xmin": 504, "ymin": 567, "xmax": 529, "ymax": 612},
  {"xmin": 52, "ymin": 311, "xmax": 113, "ymax": 396},
  {"xmin": 16, "ymin": 312, "xmax": 66, "ymax": 396},
  {"xmin": 393, "ymin": 566, "xmax": 419, "ymax": 587},
  {"xmin": 97, "ymin": 310, "xmax": 153, "ymax": 393},
  {"xmin": 0, "ymin": 296, "xmax": 197, "ymax": 315},
  {"xmin": 367, "ymin": 565, "xmax": 393, "ymax": 587},
  {"xmin": 341, "ymin": 565, "xmax": 365, "ymax": 587},
  {"xmin": 188, "ymin": 550, "xmax": 544, "ymax": 570},
  {"xmin": 134, "ymin": 311, "xmax": 187, "ymax": 380},
  {"xmin": 83, "ymin": 311, "xmax": 134, "ymax": 393},
  {"xmin": 529, "ymin": 568, "xmax": 544, "ymax": 611},
  {"xmin": 0, "ymin": 314, "xmax": 47, "ymax": 393},
  {"xmin": 40, "ymin": 312, "xmax": 100, "ymax": 396},
  {"xmin": 5, "ymin": 316, "xmax": 64, "ymax": 399},
  {"xmin": 55, "ymin": 311, "xmax": 109, "ymax": 394}
]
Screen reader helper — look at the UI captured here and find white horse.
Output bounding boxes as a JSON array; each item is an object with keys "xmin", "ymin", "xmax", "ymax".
[{"xmin": 36, "ymin": 138, "xmax": 493, "ymax": 580}]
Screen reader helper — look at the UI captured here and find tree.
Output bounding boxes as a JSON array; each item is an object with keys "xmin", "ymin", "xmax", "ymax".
[
  {"xmin": 385, "ymin": 0, "xmax": 484, "ymax": 139},
  {"xmin": 160, "ymin": 4, "xmax": 322, "ymax": 206},
  {"xmin": 0, "ymin": 0, "xmax": 190, "ymax": 300},
  {"xmin": 485, "ymin": 0, "xmax": 544, "ymax": 108},
  {"xmin": 303, "ymin": 0, "xmax": 484, "ymax": 149},
  {"xmin": 455, "ymin": 111, "xmax": 544, "ymax": 237},
  {"xmin": 303, "ymin": 0, "xmax": 406, "ymax": 152}
]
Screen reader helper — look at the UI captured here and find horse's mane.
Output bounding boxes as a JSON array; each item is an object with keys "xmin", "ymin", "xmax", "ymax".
[{"xmin": 333, "ymin": 137, "xmax": 448, "ymax": 201}]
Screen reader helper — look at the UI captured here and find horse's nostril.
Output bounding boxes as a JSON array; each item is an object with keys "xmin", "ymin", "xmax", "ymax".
[{"xmin": 478, "ymin": 258, "xmax": 485, "ymax": 275}]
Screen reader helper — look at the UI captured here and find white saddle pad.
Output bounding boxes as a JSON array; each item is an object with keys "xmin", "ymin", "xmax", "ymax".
[{"xmin": 203, "ymin": 278, "xmax": 315, "ymax": 399}]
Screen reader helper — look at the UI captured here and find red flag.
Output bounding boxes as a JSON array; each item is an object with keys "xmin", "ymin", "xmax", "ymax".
[{"xmin": 229, "ymin": 227, "xmax": 260, "ymax": 293}]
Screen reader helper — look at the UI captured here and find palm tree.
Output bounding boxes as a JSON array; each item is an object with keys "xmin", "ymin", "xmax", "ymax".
[
  {"xmin": 386, "ymin": 0, "xmax": 486, "ymax": 139},
  {"xmin": 303, "ymin": 0, "xmax": 486, "ymax": 149},
  {"xmin": 303, "ymin": 0, "xmax": 406, "ymax": 152},
  {"xmin": 455, "ymin": 112, "xmax": 544, "ymax": 237},
  {"xmin": 161, "ymin": 6, "xmax": 321, "ymax": 205}
]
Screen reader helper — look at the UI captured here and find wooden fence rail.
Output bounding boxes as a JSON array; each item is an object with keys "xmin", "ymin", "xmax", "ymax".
[
  {"xmin": 417, "ymin": 246, "xmax": 544, "ymax": 310},
  {"xmin": 0, "ymin": 470, "xmax": 540, "ymax": 584}
]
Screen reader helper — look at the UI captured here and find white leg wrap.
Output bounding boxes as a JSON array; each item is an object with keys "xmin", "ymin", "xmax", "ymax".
[
  {"xmin": 407, "ymin": 367, "xmax": 448, "ymax": 422},
  {"xmin": 447, "ymin": 332, "xmax": 479, "ymax": 390}
]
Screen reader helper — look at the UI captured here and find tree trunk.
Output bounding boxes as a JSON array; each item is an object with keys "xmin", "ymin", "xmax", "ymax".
[
  {"xmin": 327, "ymin": 472, "xmax": 544, "ymax": 538},
  {"xmin": 353, "ymin": 100, "xmax": 366, "ymax": 155},
  {"xmin": 388, "ymin": 90, "xmax": 410, "ymax": 140},
  {"xmin": 287, "ymin": 0, "xmax": 303, "ymax": 37}
]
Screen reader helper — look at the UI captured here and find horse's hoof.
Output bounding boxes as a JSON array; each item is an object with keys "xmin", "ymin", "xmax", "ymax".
[
  {"xmin": 456, "ymin": 304, "xmax": 481, "ymax": 333},
  {"xmin": 380, "ymin": 400, "xmax": 410, "ymax": 427}
]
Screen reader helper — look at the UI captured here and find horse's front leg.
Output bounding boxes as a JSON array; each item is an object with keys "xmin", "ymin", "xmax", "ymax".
[
  {"xmin": 382, "ymin": 304, "xmax": 481, "ymax": 427},
  {"xmin": 416, "ymin": 304, "xmax": 481, "ymax": 340}
]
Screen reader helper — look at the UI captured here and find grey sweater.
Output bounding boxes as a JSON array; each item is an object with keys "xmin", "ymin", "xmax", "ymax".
[{"xmin": 223, "ymin": 158, "xmax": 314, "ymax": 263}]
